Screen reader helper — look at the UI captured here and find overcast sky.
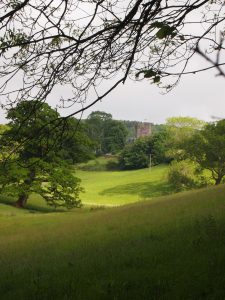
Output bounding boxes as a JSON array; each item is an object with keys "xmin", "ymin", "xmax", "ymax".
[
  {"xmin": 79, "ymin": 69, "xmax": 225, "ymax": 124},
  {"xmin": 63, "ymin": 58, "xmax": 224, "ymax": 124},
  {"xmin": 76, "ymin": 4, "xmax": 224, "ymax": 124},
  {"xmin": 43, "ymin": 49, "xmax": 224, "ymax": 124},
  {"xmin": 0, "ymin": 61, "xmax": 224, "ymax": 125},
  {"xmin": 0, "ymin": 1, "xmax": 224, "ymax": 125},
  {"xmin": 1, "ymin": 67, "xmax": 224, "ymax": 125},
  {"xmin": 0, "ymin": 3, "xmax": 224, "ymax": 125},
  {"xmin": 56, "ymin": 3, "xmax": 225, "ymax": 124}
]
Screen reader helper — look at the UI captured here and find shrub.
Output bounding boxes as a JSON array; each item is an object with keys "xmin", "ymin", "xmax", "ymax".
[
  {"xmin": 168, "ymin": 160, "xmax": 208, "ymax": 191},
  {"xmin": 106, "ymin": 159, "xmax": 120, "ymax": 171},
  {"xmin": 77, "ymin": 157, "xmax": 120, "ymax": 171},
  {"xmin": 119, "ymin": 138, "xmax": 150, "ymax": 170}
]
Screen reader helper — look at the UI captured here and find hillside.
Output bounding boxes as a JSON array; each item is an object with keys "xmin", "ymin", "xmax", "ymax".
[{"xmin": 1, "ymin": 184, "xmax": 225, "ymax": 299}]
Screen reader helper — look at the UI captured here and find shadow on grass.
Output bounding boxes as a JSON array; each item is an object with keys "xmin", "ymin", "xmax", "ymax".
[
  {"xmin": 100, "ymin": 181, "xmax": 175, "ymax": 199},
  {"xmin": 0, "ymin": 195, "xmax": 65, "ymax": 213},
  {"xmin": 25, "ymin": 203, "xmax": 66, "ymax": 213}
]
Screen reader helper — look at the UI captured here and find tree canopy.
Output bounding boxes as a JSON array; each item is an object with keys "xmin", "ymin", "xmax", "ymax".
[
  {"xmin": 119, "ymin": 137, "xmax": 151, "ymax": 170},
  {"xmin": 85, "ymin": 111, "xmax": 128, "ymax": 154},
  {"xmin": 0, "ymin": 1, "xmax": 224, "ymax": 117},
  {"xmin": 165, "ymin": 116, "xmax": 205, "ymax": 160},
  {"xmin": 184, "ymin": 119, "xmax": 225, "ymax": 185},
  {"xmin": 0, "ymin": 100, "xmax": 87, "ymax": 208},
  {"xmin": 119, "ymin": 131, "xmax": 169, "ymax": 170}
]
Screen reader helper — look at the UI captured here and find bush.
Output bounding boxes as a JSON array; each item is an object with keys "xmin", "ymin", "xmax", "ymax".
[
  {"xmin": 119, "ymin": 138, "xmax": 150, "ymax": 170},
  {"xmin": 106, "ymin": 159, "xmax": 120, "ymax": 171},
  {"xmin": 168, "ymin": 160, "xmax": 208, "ymax": 191},
  {"xmin": 119, "ymin": 131, "xmax": 171, "ymax": 170},
  {"xmin": 77, "ymin": 157, "xmax": 120, "ymax": 171}
]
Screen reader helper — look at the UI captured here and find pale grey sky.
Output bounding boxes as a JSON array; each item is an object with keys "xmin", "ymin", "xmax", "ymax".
[
  {"xmin": 1, "ymin": 66, "xmax": 224, "ymax": 125},
  {"xmin": 0, "ymin": 2, "xmax": 224, "ymax": 125},
  {"xmin": 43, "ymin": 49, "xmax": 224, "ymax": 124},
  {"xmin": 67, "ymin": 65, "xmax": 225, "ymax": 124},
  {"xmin": 81, "ymin": 72, "xmax": 225, "ymax": 123}
]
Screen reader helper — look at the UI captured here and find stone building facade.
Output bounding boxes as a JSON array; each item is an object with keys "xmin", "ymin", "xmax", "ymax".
[{"xmin": 135, "ymin": 122, "xmax": 152, "ymax": 138}]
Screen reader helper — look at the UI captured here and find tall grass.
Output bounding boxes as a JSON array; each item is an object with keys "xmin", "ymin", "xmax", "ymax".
[{"xmin": 1, "ymin": 184, "xmax": 225, "ymax": 299}]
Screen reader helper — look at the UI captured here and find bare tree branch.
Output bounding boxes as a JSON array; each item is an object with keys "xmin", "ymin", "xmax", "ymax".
[{"xmin": 0, "ymin": 0, "xmax": 224, "ymax": 117}]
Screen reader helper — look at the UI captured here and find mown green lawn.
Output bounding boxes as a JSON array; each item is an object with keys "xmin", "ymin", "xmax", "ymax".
[
  {"xmin": 77, "ymin": 164, "xmax": 173, "ymax": 206},
  {"xmin": 1, "ymin": 184, "xmax": 225, "ymax": 299}
]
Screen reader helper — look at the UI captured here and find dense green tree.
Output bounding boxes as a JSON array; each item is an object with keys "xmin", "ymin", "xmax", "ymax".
[
  {"xmin": 168, "ymin": 160, "xmax": 208, "ymax": 191},
  {"xmin": 60, "ymin": 117, "xmax": 94, "ymax": 164},
  {"xmin": 102, "ymin": 119, "xmax": 128, "ymax": 154},
  {"xmin": 0, "ymin": 101, "xmax": 84, "ymax": 208},
  {"xmin": 184, "ymin": 120, "xmax": 225, "ymax": 185},
  {"xmin": 0, "ymin": 124, "xmax": 10, "ymax": 160},
  {"xmin": 119, "ymin": 129, "xmax": 170, "ymax": 170},
  {"xmin": 150, "ymin": 129, "xmax": 171, "ymax": 165},
  {"xmin": 119, "ymin": 137, "xmax": 152, "ymax": 170},
  {"xmin": 85, "ymin": 111, "xmax": 128, "ymax": 154},
  {"xmin": 165, "ymin": 116, "xmax": 205, "ymax": 160},
  {"xmin": 122, "ymin": 121, "xmax": 139, "ymax": 143},
  {"xmin": 85, "ymin": 111, "xmax": 112, "ymax": 154},
  {"xmin": 0, "ymin": 124, "xmax": 9, "ymax": 134}
]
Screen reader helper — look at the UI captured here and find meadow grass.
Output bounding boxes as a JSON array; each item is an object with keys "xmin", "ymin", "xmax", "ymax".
[
  {"xmin": 76, "ymin": 164, "xmax": 173, "ymax": 206},
  {"xmin": 1, "ymin": 184, "xmax": 225, "ymax": 299},
  {"xmin": 0, "ymin": 194, "xmax": 65, "ymax": 214},
  {"xmin": 0, "ymin": 164, "xmax": 172, "ymax": 209}
]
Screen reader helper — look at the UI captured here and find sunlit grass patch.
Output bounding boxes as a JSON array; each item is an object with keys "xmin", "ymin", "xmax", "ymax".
[{"xmin": 76, "ymin": 164, "xmax": 173, "ymax": 205}]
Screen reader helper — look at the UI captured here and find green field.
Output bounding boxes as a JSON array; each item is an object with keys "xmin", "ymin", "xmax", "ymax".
[
  {"xmin": 77, "ymin": 164, "xmax": 173, "ymax": 206},
  {"xmin": 1, "ymin": 184, "xmax": 225, "ymax": 299},
  {"xmin": 0, "ymin": 164, "xmax": 172, "ymax": 210}
]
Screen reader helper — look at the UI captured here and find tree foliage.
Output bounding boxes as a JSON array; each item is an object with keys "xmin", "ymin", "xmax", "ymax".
[
  {"xmin": 168, "ymin": 159, "xmax": 208, "ymax": 191},
  {"xmin": 0, "ymin": 100, "xmax": 85, "ymax": 208},
  {"xmin": 184, "ymin": 119, "xmax": 225, "ymax": 185},
  {"xmin": 150, "ymin": 129, "xmax": 171, "ymax": 165},
  {"xmin": 119, "ymin": 131, "xmax": 169, "ymax": 170},
  {"xmin": 60, "ymin": 117, "xmax": 94, "ymax": 164},
  {"xmin": 165, "ymin": 116, "xmax": 205, "ymax": 160},
  {"xmin": 119, "ymin": 137, "xmax": 151, "ymax": 170},
  {"xmin": 102, "ymin": 119, "xmax": 128, "ymax": 154},
  {"xmin": 0, "ymin": 1, "xmax": 224, "ymax": 117},
  {"xmin": 85, "ymin": 111, "xmax": 128, "ymax": 154}
]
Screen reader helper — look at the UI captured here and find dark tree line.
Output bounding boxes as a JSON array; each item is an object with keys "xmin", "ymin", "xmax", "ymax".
[
  {"xmin": 85, "ymin": 111, "xmax": 128, "ymax": 155},
  {"xmin": 119, "ymin": 129, "xmax": 169, "ymax": 170}
]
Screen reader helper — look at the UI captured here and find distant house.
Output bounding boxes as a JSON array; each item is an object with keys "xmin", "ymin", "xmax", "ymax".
[
  {"xmin": 135, "ymin": 122, "xmax": 152, "ymax": 138},
  {"xmin": 123, "ymin": 120, "xmax": 153, "ymax": 143}
]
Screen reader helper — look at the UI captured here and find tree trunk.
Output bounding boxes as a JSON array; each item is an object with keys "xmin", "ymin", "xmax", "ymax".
[
  {"xmin": 215, "ymin": 176, "xmax": 222, "ymax": 185},
  {"xmin": 14, "ymin": 168, "xmax": 35, "ymax": 208},
  {"xmin": 14, "ymin": 193, "xmax": 28, "ymax": 208}
]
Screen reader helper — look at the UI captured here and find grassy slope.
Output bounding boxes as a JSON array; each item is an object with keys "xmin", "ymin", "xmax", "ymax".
[
  {"xmin": 77, "ymin": 164, "xmax": 173, "ymax": 206},
  {"xmin": 1, "ymin": 184, "xmax": 225, "ymax": 299},
  {"xmin": 0, "ymin": 194, "xmax": 66, "ymax": 214}
]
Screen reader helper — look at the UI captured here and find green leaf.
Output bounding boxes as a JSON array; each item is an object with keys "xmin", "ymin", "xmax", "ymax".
[
  {"xmin": 144, "ymin": 70, "xmax": 157, "ymax": 78},
  {"xmin": 156, "ymin": 25, "xmax": 176, "ymax": 39},
  {"xmin": 154, "ymin": 76, "xmax": 161, "ymax": 83},
  {"xmin": 180, "ymin": 35, "xmax": 185, "ymax": 41},
  {"xmin": 150, "ymin": 22, "xmax": 165, "ymax": 29}
]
